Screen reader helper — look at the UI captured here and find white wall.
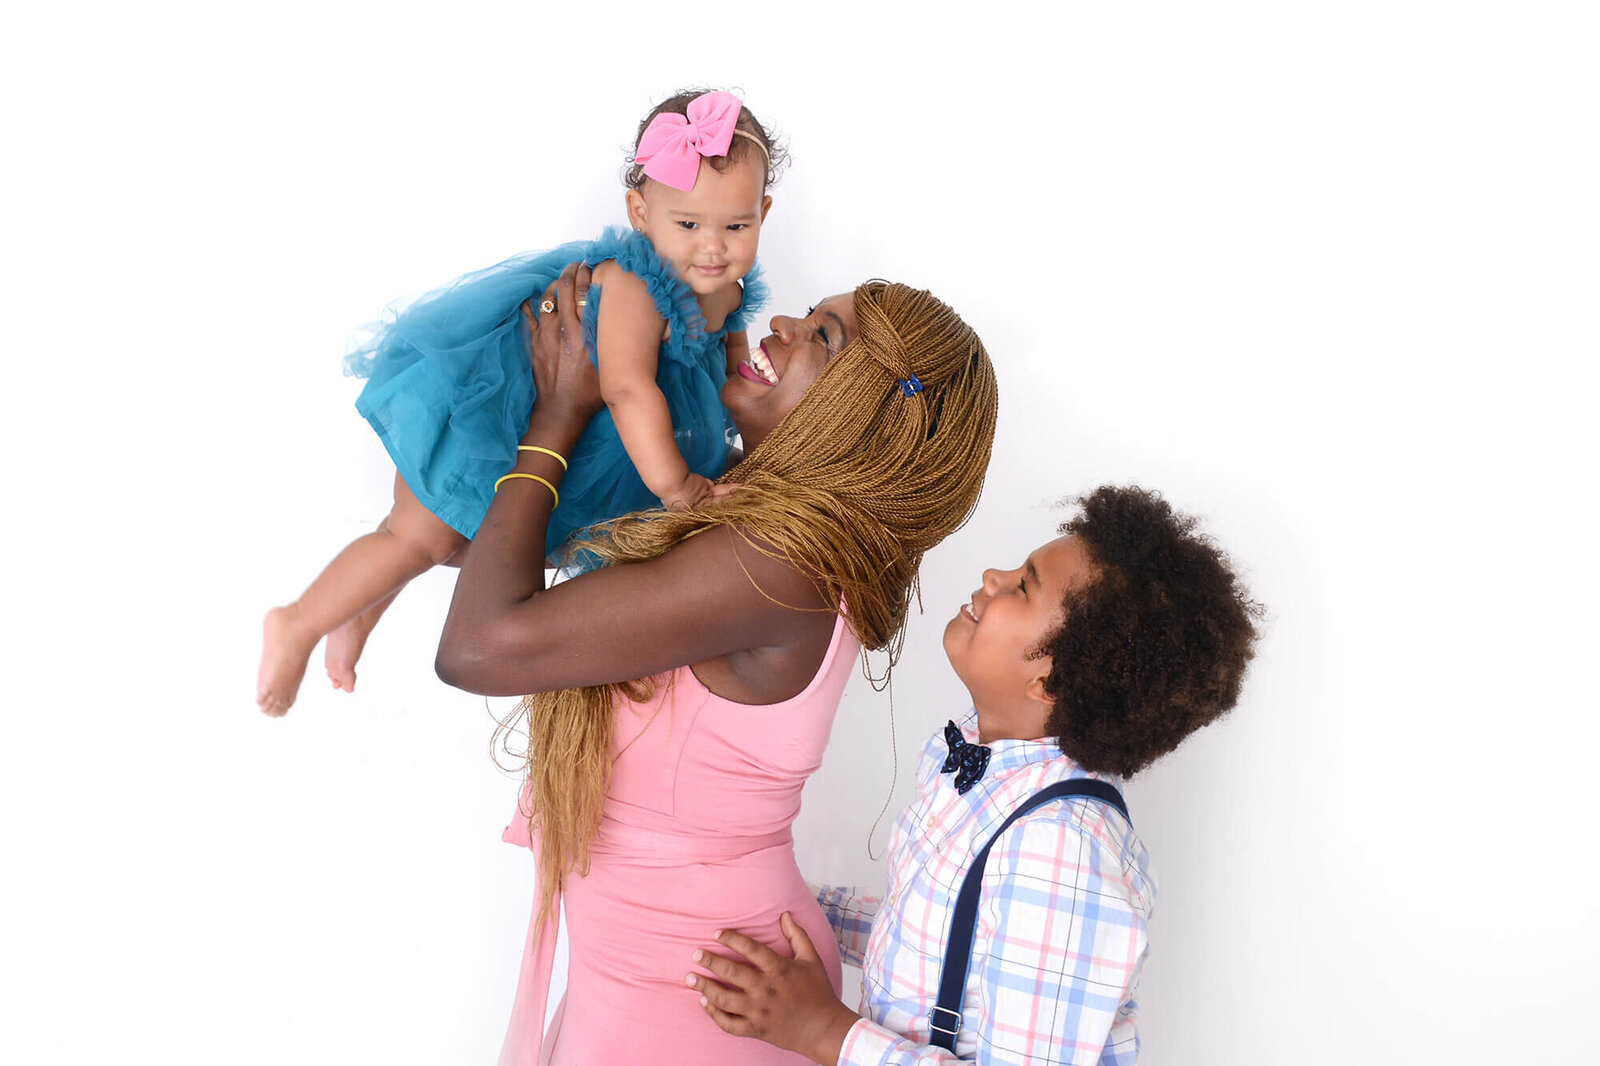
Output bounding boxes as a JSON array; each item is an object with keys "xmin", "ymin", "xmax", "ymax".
[{"xmin": 4, "ymin": 2, "xmax": 1595, "ymax": 1062}]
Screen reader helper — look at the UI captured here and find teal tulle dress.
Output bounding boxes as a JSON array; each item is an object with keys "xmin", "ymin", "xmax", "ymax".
[{"xmin": 344, "ymin": 227, "xmax": 765, "ymax": 560}]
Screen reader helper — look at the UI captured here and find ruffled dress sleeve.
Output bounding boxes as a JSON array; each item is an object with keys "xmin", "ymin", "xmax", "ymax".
[{"xmin": 725, "ymin": 260, "xmax": 769, "ymax": 336}]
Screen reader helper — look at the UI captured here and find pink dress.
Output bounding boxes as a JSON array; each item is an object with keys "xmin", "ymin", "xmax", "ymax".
[{"xmin": 500, "ymin": 612, "xmax": 859, "ymax": 1064}]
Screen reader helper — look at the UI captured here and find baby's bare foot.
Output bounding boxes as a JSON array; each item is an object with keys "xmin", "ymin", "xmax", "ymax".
[
  {"xmin": 325, "ymin": 605, "xmax": 380, "ymax": 693},
  {"xmin": 257, "ymin": 606, "xmax": 319, "ymax": 716}
]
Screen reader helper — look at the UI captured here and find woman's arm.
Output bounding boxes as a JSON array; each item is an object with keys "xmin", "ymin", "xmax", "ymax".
[
  {"xmin": 593, "ymin": 263, "xmax": 709, "ymax": 511},
  {"xmin": 435, "ymin": 266, "xmax": 832, "ymax": 700}
]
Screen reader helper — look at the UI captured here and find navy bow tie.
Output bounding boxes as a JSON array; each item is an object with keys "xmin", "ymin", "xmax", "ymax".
[{"xmin": 941, "ymin": 720, "xmax": 992, "ymax": 794}]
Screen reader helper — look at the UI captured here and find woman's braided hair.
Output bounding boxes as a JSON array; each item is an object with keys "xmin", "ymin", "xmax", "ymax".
[{"xmin": 508, "ymin": 280, "xmax": 999, "ymax": 925}]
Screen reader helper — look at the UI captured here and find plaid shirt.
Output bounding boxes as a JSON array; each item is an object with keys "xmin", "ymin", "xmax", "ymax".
[{"xmin": 816, "ymin": 712, "xmax": 1155, "ymax": 1065}]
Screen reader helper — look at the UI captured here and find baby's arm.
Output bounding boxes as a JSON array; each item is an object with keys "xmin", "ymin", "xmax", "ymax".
[
  {"xmin": 725, "ymin": 329, "xmax": 750, "ymax": 378},
  {"xmin": 592, "ymin": 262, "xmax": 712, "ymax": 511}
]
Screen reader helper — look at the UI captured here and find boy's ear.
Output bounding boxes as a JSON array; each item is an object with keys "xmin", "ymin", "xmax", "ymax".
[
  {"xmin": 1019, "ymin": 672, "xmax": 1056, "ymax": 740},
  {"xmin": 625, "ymin": 188, "xmax": 648, "ymax": 231},
  {"xmin": 760, "ymin": 194, "xmax": 773, "ymax": 222},
  {"xmin": 1024, "ymin": 673, "xmax": 1054, "ymax": 707}
]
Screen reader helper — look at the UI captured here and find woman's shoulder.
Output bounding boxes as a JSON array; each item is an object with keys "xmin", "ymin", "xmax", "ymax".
[
  {"xmin": 679, "ymin": 523, "xmax": 841, "ymax": 704},
  {"xmin": 720, "ymin": 521, "xmax": 833, "ymax": 609}
]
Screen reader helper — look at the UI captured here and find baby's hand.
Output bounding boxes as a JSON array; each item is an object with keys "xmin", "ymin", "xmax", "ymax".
[{"xmin": 660, "ymin": 473, "xmax": 715, "ymax": 512}]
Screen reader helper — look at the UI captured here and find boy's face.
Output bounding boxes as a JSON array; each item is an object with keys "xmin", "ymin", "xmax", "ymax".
[{"xmin": 943, "ymin": 535, "xmax": 1099, "ymax": 742}]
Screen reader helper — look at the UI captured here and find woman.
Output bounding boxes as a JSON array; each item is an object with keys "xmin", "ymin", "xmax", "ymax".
[{"xmin": 436, "ymin": 264, "xmax": 999, "ymax": 1064}]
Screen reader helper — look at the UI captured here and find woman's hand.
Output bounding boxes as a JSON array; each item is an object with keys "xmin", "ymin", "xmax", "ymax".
[
  {"xmin": 687, "ymin": 913, "xmax": 859, "ymax": 1064},
  {"xmin": 521, "ymin": 262, "xmax": 603, "ymax": 441}
]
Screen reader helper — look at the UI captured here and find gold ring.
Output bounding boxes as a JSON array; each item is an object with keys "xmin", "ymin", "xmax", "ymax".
[
  {"xmin": 576, "ymin": 297, "xmax": 587, "ymax": 308},
  {"xmin": 538, "ymin": 298, "xmax": 556, "ymax": 315}
]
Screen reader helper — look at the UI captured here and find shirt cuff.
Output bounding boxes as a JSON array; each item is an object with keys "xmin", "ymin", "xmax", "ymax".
[{"xmin": 838, "ymin": 1017, "xmax": 910, "ymax": 1066}]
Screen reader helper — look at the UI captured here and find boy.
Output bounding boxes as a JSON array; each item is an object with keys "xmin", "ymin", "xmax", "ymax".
[{"xmin": 687, "ymin": 485, "xmax": 1259, "ymax": 1064}]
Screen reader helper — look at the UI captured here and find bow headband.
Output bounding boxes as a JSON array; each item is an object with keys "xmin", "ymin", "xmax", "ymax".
[{"xmin": 633, "ymin": 90, "xmax": 769, "ymax": 192}]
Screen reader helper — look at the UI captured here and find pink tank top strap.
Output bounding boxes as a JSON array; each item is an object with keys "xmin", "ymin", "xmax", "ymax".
[{"xmin": 682, "ymin": 603, "xmax": 858, "ymax": 713}]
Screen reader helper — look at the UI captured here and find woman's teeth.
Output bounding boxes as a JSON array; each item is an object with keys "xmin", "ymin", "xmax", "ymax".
[
  {"xmin": 961, "ymin": 601, "xmax": 978, "ymax": 622},
  {"xmin": 747, "ymin": 345, "xmax": 778, "ymax": 385}
]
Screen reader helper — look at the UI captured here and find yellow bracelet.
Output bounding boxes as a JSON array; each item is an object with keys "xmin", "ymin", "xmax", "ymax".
[
  {"xmin": 494, "ymin": 472, "xmax": 559, "ymax": 507},
  {"xmin": 516, "ymin": 445, "xmax": 569, "ymax": 470}
]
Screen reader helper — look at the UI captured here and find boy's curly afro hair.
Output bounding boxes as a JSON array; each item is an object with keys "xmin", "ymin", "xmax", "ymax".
[{"xmin": 1041, "ymin": 486, "xmax": 1261, "ymax": 777}]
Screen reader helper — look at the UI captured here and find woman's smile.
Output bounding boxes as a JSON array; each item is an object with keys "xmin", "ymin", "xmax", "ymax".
[
  {"xmin": 736, "ymin": 340, "xmax": 780, "ymax": 386},
  {"xmin": 721, "ymin": 293, "xmax": 859, "ymax": 452}
]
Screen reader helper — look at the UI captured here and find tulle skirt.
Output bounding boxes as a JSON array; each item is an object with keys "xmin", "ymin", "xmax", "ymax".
[{"xmin": 345, "ymin": 229, "xmax": 736, "ymax": 559}]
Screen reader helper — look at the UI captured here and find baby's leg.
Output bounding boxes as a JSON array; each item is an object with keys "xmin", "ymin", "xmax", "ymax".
[
  {"xmin": 326, "ymin": 528, "xmax": 477, "ymax": 689},
  {"xmin": 324, "ymin": 585, "xmax": 401, "ymax": 694},
  {"xmin": 258, "ymin": 474, "xmax": 466, "ymax": 715}
]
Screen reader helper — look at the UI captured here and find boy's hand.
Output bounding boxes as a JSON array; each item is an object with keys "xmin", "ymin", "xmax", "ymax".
[{"xmin": 687, "ymin": 912, "xmax": 859, "ymax": 1064}]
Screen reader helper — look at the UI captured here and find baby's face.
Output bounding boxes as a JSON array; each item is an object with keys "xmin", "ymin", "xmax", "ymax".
[{"xmin": 627, "ymin": 155, "xmax": 771, "ymax": 299}]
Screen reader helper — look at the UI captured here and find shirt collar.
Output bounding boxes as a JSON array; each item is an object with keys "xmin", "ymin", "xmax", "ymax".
[{"xmin": 954, "ymin": 708, "xmax": 1073, "ymax": 781}]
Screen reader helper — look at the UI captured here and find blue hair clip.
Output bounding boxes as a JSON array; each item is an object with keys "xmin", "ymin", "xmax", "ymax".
[{"xmin": 898, "ymin": 373, "xmax": 924, "ymax": 397}]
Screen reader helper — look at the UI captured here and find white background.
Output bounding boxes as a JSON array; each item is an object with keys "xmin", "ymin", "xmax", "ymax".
[{"xmin": 3, "ymin": 2, "xmax": 1596, "ymax": 1062}]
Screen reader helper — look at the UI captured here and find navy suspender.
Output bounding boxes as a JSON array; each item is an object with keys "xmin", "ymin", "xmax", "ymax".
[{"xmin": 928, "ymin": 779, "xmax": 1131, "ymax": 1052}]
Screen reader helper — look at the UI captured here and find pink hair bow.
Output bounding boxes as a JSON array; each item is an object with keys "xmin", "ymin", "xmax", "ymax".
[{"xmin": 633, "ymin": 90, "xmax": 745, "ymax": 192}]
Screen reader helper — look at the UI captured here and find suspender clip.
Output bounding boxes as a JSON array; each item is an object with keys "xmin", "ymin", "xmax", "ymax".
[{"xmin": 928, "ymin": 1005, "xmax": 963, "ymax": 1038}]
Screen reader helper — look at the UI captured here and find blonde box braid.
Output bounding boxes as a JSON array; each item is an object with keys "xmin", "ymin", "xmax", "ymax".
[{"xmin": 506, "ymin": 280, "xmax": 999, "ymax": 926}]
